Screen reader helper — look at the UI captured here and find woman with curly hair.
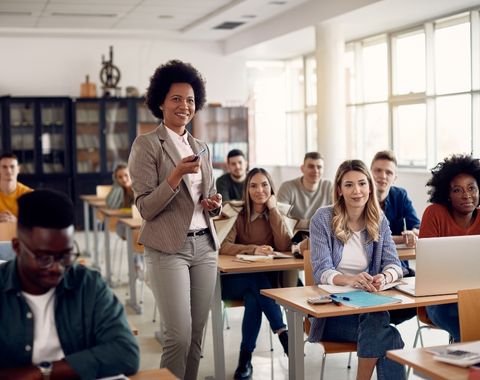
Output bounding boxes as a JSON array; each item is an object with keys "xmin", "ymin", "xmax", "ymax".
[
  {"xmin": 128, "ymin": 60, "xmax": 222, "ymax": 379},
  {"xmin": 309, "ymin": 159, "xmax": 405, "ymax": 380},
  {"xmin": 420, "ymin": 154, "xmax": 480, "ymax": 342}
]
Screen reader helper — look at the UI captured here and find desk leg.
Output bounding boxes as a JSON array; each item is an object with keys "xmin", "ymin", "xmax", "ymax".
[
  {"xmin": 92, "ymin": 208, "xmax": 100, "ymax": 271},
  {"xmin": 82, "ymin": 201, "xmax": 91, "ymax": 257},
  {"xmin": 104, "ymin": 215, "xmax": 114, "ymax": 287},
  {"xmin": 285, "ymin": 307, "xmax": 305, "ymax": 380},
  {"xmin": 126, "ymin": 227, "xmax": 142, "ymax": 314},
  {"xmin": 211, "ymin": 272, "xmax": 225, "ymax": 380}
]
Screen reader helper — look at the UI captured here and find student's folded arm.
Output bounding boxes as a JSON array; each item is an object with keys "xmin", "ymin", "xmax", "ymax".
[
  {"xmin": 268, "ymin": 207, "xmax": 292, "ymax": 251},
  {"xmin": 129, "ymin": 136, "xmax": 179, "ymax": 221},
  {"xmin": 310, "ymin": 209, "xmax": 336, "ymax": 284},
  {"xmin": 379, "ymin": 217, "xmax": 403, "ymax": 280},
  {"xmin": 64, "ymin": 273, "xmax": 140, "ymax": 379},
  {"xmin": 219, "ymin": 222, "xmax": 257, "ymax": 255}
]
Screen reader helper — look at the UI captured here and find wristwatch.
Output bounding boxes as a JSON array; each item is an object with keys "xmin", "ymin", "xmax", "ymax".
[{"xmin": 37, "ymin": 361, "xmax": 53, "ymax": 380}]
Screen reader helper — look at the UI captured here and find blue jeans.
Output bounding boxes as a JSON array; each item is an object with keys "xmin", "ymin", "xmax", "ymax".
[
  {"xmin": 426, "ymin": 304, "xmax": 460, "ymax": 342},
  {"xmin": 321, "ymin": 312, "xmax": 405, "ymax": 380},
  {"xmin": 221, "ymin": 272, "xmax": 286, "ymax": 353}
]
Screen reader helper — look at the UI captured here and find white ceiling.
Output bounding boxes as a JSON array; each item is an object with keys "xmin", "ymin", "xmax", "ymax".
[
  {"xmin": 0, "ymin": 0, "xmax": 311, "ymax": 39},
  {"xmin": 1, "ymin": 0, "xmax": 480, "ymax": 59}
]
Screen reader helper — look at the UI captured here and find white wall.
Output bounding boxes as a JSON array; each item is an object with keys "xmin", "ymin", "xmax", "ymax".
[{"xmin": 0, "ymin": 35, "xmax": 248, "ymax": 104}]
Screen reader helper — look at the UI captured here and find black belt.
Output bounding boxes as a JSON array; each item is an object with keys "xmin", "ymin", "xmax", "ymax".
[{"xmin": 187, "ymin": 228, "xmax": 209, "ymax": 237}]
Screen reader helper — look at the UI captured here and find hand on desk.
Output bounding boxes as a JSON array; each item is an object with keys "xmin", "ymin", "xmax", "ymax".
[
  {"xmin": 349, "ymin": 272, "xmax": 377, "ymax": 292},
  {"xmin": 0, "ymin": 211, "xmax": 16, "ymax": 223},
  {"xmin": 254, "ymin": 245, "xmax": 274, "ymax": 255},
  {"xmin": 401, "ymin": 229, "xmax": 418, "ymax": 248}
]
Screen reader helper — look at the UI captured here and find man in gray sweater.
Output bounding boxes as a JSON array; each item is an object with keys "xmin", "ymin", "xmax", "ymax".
[{"xmin": 278, "ymin": 152, "xmax": 333, "ymax": 243}]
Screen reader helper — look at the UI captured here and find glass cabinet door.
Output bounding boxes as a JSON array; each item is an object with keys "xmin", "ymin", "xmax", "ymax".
[
  {"xmin": 40, "ymin": 101, "xmax": 68, "ymax": 174},
  {"xmin": 105, "ymin": 100, "xmax": 129, "ymax": 171},
  {"xmin": 76, "ymin": 102, "xmax": 101, "ymax": 173},
  {"xmin": 137, "ymin": 100, "xmax": 158, "ymax": 135},
  {"xmin": 10, "ymin": 101, "xmax": 35, "ymax": 174}
]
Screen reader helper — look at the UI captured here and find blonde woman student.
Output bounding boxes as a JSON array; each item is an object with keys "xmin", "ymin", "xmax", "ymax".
[
  {"xmin": 309, "ymin": 159, "xmax": 405, "ymax": 380},
  {"xmin": 220, "ymin": 167, "xmax": 290, "ymax": 380}
]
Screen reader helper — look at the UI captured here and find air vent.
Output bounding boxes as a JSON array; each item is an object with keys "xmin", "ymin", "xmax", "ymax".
[
  {"xmin": 269, "ymin": 1, "xmax": 287, "ymax": 4},
  {"xmin": 0, "ymin": 11, "xmax": 32, "ymax": 16},
  {"xmin": 213, "ymin": 21, "xmax": 245, "ymax": 30},
  {"xmin": 51, "ymin": 12, "xmax": 116, "ymax": 18}
]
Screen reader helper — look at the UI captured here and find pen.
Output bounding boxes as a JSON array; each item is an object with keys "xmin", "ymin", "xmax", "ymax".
[
  {"xmin": 331, "ymin": 299, "xmax": 342, "ymax": 306},
  {"xmin": 403, "ymin": 218, "xmax": 409, "ymax": 246},
  {"xmin": 330, "ymin": 294, "xmax": 351, "ymax": 301}
]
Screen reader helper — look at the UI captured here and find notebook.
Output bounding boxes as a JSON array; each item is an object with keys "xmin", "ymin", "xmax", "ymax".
[
  {"xmin": 329, "ymin": 290, "xmax": 402, "ymax": 308},
  {"xmin": 235, "ymin": 252, "xmax": 293, "ymax": 262},
  {"xmin": 396, "ymin": 235, "xmax": 480, "ymax": 297}
]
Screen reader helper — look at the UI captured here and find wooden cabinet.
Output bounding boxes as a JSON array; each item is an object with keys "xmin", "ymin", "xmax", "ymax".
[
  {"xmin": 192, "ymin": 106, "xmax": 249, "ymax": 169},
  {"xmin": 0, "ymin": 96, "xmax": 73, "ymax": 195}
]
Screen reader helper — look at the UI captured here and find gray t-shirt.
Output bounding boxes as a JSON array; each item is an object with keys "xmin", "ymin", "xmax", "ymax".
[{"xmin": 277, "ymin": 176, "xmax": 333, "ymax": 226}]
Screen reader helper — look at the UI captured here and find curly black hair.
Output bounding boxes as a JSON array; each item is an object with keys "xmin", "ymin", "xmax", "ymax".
[
  {"xmin": 145, "ymin": 60, "xmax": 207, "ymax": 120},
  {"xmin": 427, "ymin": 154, "xmax": 480, "ymax": 206}
]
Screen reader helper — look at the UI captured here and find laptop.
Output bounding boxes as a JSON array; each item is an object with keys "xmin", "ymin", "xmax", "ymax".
[{"xmin": 396, "ymin": 235, "xmax": 480, "ymax": 297}]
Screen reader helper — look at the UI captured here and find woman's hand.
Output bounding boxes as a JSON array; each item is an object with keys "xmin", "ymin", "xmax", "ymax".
[
  {"xmin": 201, "ymin": 193, "xmax": 222, "ymax": 211},
  {"xmin": 349, "ymin": 272, "xmax": 377, "ymax": 292},
  {"xmin": 254, "ymin": 245, "xmax": 274, "ymax": 255},
  {"xmin": 401, "ymin": 230, "xmax": 418, "ymax": 248},
  {"xmin": 167, "ymin": 156, "xmax": 202, "ymax": 189},
  {"xmin": 265, "ymin": 194, "xmax": 277, "ymax": 210},
  {"xmin": 372, "ymin": 273, "xmax": 386, "ymax": 291}
]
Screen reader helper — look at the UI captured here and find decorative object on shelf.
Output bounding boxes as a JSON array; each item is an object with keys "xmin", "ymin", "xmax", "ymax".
[
  {"xmin": 126, "ymin": 86, "xmax": 139, "ymax": 97},
  {"xmin": 100, "ymin": 46, "xmax": 121, "ymax": 97},
  {"xmin": 80, "ymin": 75, "xmax": 97, "ymax": 98}
]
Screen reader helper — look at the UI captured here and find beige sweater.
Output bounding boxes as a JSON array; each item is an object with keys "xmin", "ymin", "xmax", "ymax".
[{"xmin": 219, "ymin": 207, "xmax": 291, "ymax": 255}]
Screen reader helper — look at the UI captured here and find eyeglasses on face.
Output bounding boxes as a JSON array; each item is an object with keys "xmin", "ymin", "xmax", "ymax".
[
  {"xmin": 450, "ymin": 185, "xmax": 479, "ymax": 197},
  {"xmin": 21, "ymin": 241, "xmax": 79, "ymax": 269}
]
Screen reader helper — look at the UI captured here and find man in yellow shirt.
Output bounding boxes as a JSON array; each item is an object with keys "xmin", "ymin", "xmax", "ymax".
[{"xmin": 0, "ymin": 153, "xmax": 33, "ymax": 222}]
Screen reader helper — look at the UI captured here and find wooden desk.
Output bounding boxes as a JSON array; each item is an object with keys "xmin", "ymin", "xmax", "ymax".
[
  {"xmin": 397, "ymin": 247, "xmax": 416, "ymax": 261},
  {"xmin": 130, "ymin": 368, "xmax": 178, "ymax": 380},
  {"xmin": 211, "ymin": 255, "xmax": 304, "ymax": 380},
  {"xmin": 0, "ymin": 221, "xmax": 16, "ymax": 240},
  {"xmin": 99, "ymin": 208, "xmax": 132, "ymax": 287},
  {"xmin": 261, "ymin": 286, "xmax": 458, "ymax": 380},
  {"xmin": 79, "ymin": 194, "xmax": 106, "ymax": 258},
  {"xmin": 118, "ymin": 218, "xmax": 143, "ymax": 314},
  {"xmin": 387, "ymin": 343, "xmax": 475, "ymax": 380}
]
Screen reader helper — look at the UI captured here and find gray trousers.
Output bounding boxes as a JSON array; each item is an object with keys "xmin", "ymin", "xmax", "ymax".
[{"xmin": 144, "ymin": 233, "xmax": 217, "ymax": 380}]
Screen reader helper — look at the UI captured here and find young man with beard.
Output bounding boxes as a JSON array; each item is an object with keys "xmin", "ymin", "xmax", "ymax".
[{"xmin": 216, "ymin": 149, "xmax": 248, "ymax": 202}]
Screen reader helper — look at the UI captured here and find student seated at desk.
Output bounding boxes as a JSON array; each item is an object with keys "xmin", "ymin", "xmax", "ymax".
[
  {"xmin": 0, "ymin": 190, "xmax": 139, "ymax": 380},
  {"xmin": 420, "ymin": 154, "xmax": 480, "ymax": 343},
  {"xmin": 106, "ymin": 163, "xmax": 134, "ymax": 236},
  {"xmin": 309, "ymin": 160, "xmax": 405, "ymax": 380},
  {"xmin": 220, "ymin": 168, "xmax": 291, "ymax": 380}
]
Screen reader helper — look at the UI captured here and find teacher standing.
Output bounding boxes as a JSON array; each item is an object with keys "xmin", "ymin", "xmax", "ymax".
[{"xmin": 128, "ymin": 60, "xmax": 222, "ymax": 380}]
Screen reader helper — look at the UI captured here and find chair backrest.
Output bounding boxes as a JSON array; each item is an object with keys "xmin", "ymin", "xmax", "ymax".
[
  {"xmin": 96, "ymin": 185, "xmax": 112, "ymax": 198},
  {"xmin": 458, "ymin": 288, "xmax": 480, "ymax": 342},
  {"xmin": 132, "ymin": 204, "xmax": 141, "ymax": 220},
  {"xmin": 0, "ymin": 222, "xmax": 16, "ymax": 241}
]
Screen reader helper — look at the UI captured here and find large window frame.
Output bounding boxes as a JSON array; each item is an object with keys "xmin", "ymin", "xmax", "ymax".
[{"xmin": 346, "ymin": 10, "xmax": 480, "ymax": 169}]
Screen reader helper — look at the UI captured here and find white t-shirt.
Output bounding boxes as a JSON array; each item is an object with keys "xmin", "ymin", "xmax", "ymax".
[{"xmin": 22, "ymin": 288, "xmax": 65, "ymax": 364}]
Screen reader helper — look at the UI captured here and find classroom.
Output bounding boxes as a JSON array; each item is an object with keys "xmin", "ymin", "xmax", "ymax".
[{"xmin": 1, "ymin": 0, "xmax": 480, "ymax": 379}]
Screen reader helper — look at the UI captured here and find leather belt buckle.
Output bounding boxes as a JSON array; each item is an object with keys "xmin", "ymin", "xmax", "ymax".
[{"xmin": 187, "ymin": 228, "xmax": 208, "ymax": 237}]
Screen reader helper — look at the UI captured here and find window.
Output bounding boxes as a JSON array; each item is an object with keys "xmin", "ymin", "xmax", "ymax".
[{"xmin": 347, "ymin": 11, "xmax": 478, "ymax": 168}]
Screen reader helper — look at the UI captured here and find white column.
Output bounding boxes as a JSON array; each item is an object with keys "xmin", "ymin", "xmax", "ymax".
[{"xmin": 315, "ymin": 23, "xmax": 346, "ymax": 181}]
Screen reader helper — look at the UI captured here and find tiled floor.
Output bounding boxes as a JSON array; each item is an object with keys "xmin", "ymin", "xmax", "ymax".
[{"xmin": 76, "ymin": 231, "xmax": 451, "ymax": 380}]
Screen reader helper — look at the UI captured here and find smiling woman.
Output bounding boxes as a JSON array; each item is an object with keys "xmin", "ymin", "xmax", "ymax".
[{"xmin": 128, "ymin": 60, "xmax": 222, "ymax": 380}]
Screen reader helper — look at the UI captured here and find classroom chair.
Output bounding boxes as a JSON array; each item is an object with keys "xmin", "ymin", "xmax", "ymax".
[
  {"xmin": 303, "ymin": 248, "xmax": 357, "ymax": 380},
  {"xmin": 458, "ymin": 288, "xmax": 480, "ymax": 342}
]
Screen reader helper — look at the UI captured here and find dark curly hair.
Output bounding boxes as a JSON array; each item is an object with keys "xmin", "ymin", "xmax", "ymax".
[
  {"xmin": 145, "ymin": 60, "xmax": 207, "ymax": 120},
  {"xmin": 427, "ymin": 154, "xmax": 480, "ymax": 206}
]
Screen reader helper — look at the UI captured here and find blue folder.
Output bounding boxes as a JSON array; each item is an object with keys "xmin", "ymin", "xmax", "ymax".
[{"xmin": 331, "ymin": 290, "xmax": 402, "ymax": 308}]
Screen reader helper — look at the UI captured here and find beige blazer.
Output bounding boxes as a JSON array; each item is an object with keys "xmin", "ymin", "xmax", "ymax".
[{"xmin": 128, "ymin": 123, "xmax": 220, "ymax": 253}]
